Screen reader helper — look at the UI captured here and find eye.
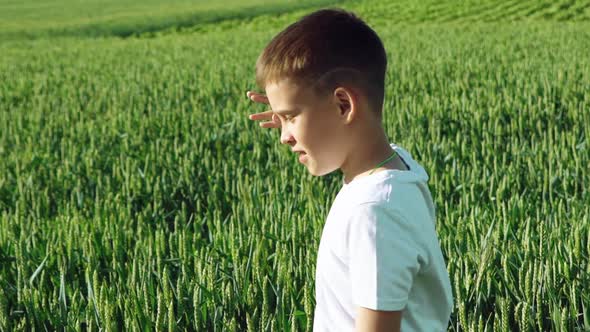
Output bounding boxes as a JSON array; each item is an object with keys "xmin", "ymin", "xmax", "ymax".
[{"xmin": 284, "ymin": 115, "xmax": 295, "ymax": 121}]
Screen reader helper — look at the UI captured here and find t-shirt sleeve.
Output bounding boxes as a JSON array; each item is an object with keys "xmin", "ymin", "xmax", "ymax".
[{"xmin": 347, "ymin": 202, "xmax": 424, "ymax": 311}]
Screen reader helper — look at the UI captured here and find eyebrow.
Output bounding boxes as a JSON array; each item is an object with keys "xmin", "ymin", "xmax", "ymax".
[{"xmin": 271, "ymin": 109, "xmax": 297, "ymax": 114}]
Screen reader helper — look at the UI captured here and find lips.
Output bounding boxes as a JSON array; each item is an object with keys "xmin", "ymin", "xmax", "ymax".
[
  {"xmin": 297, "ymin": 151, "xmax": 307, "ymax": 163},
  {"xmin": 292, "ymin": 148, "xmax": 307, "ymax": 162}
]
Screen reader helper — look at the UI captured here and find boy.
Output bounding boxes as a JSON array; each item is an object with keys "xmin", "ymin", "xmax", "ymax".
[{"xmin": 246, "ymin": 8, "xmax": 453, "ymax": 332}]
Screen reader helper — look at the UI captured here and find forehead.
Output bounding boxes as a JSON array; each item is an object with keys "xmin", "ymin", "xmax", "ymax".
[
  {"xmin": 265, "ymin": 78, "xmax": 314, "ymax": 107},
  {"xmin": 265, "ymin": 78, "xmax": 318, "ymax": 106},
  {"xmin": 265, "ymin": 79, "xmax": 330, "ymax": 114}
]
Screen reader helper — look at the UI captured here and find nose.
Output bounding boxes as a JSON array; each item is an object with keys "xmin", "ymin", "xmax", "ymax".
[
  {"xmin": 280, "ymin": 128, "xmax": 295, "ymax": 145},
  {"xmin": 279, "ymin": 121, "xmax": 295, "ymax": 146}
]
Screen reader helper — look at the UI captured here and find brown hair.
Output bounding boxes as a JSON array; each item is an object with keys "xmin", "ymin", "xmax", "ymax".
[{"xmin": 255, "ymin": 8, "xmax": 387, "ymax": 116}]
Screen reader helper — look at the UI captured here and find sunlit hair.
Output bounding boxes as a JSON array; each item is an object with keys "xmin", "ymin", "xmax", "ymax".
[{"xmin": 255, "ymin": 8, "xmax": 387, "ymax": 116}]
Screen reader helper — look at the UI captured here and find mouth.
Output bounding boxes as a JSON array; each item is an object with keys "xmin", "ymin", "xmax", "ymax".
[{"xmin": 297, "ymin": 151, "xmax": 307, "ymax": 163}]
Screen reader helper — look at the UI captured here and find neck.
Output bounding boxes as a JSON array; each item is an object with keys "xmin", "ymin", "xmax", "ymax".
[{"xmin": 340, "ymin": 125, "xmax": 394, "ymax": 185}]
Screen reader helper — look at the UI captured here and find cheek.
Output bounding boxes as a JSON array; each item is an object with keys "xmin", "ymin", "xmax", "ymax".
[
  {"xmin": 313, "ymin": 113, "xmax": 340, "ymax": 144},
  {"xmin": 306, "ymin": 117, "xmax": 341, "ymax": 157}
]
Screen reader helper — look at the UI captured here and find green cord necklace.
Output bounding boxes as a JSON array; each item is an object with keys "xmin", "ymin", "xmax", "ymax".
[{"xmin": 369, "ymin": 150, "xmax": 398, "ymax": 175}]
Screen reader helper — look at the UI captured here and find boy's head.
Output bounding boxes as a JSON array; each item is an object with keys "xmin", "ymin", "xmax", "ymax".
[{"xmin": 255, "ymin": 8, "xmax": 388, "ymax": 176}]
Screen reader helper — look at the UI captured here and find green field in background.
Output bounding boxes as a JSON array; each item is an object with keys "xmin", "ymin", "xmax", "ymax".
[
  {"xmin": 1, "ymin": 0, "xmax": 589, "ymax": 330},
  {"xmin": 0, "ymin": 0, "xmax": 342, "ymax": 40}
]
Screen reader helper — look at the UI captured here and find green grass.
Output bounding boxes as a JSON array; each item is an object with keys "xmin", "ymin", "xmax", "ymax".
[
  {"xmin": 1, "ymin": 0, "xmax": 589, "ymax": 331},
  {"xmin": 0, "ymin": 0, "xmax": 343, "ymax": 40}
]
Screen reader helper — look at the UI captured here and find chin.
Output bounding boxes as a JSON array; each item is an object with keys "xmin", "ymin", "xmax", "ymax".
[{"xmin": 307, "ymin": 165, "xmax": 338, "ymax": 177}]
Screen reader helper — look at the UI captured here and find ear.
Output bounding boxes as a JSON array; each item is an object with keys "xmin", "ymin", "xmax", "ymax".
[{"xmin": 333, "ymin": 87, "xmax": 356, "ymax": 124}]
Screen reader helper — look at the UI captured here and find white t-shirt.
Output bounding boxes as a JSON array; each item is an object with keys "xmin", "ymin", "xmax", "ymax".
[{"xmin": 313, "ymin": 143, "xmax": 453, "ymax": 331}]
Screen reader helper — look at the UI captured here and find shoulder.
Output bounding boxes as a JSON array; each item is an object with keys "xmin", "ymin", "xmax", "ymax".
[
  {"xmin": 339, "ymin": 174, "xmax": 428, "ymax": 209},
  {"xmin": 349, "ymin": 202, "xmax": 402, "ymax": 219},
  {"xmin": 339, "ymin": 181, "xmax": 394, "ymax": 207},
  {"xmin": 346, "ymin": 197, "xmax": 419, "ymax": 227},
  {"xmin": 345, "ymin": 202, "xmax": 430, "ymax": 261},
  {"xmin": 345, "ymin": 202, "xmax": 414, "ymax": 237}
]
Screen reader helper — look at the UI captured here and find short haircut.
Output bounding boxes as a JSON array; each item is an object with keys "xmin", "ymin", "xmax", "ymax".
[{"xmin": 255, "ymin": 8, "xmax": 387, "ymax": 116}]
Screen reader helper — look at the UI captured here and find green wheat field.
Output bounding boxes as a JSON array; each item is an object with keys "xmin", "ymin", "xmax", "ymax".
[{"xmin": 1, "ymin": 0, "xmax": 589, "ymax": 330}]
